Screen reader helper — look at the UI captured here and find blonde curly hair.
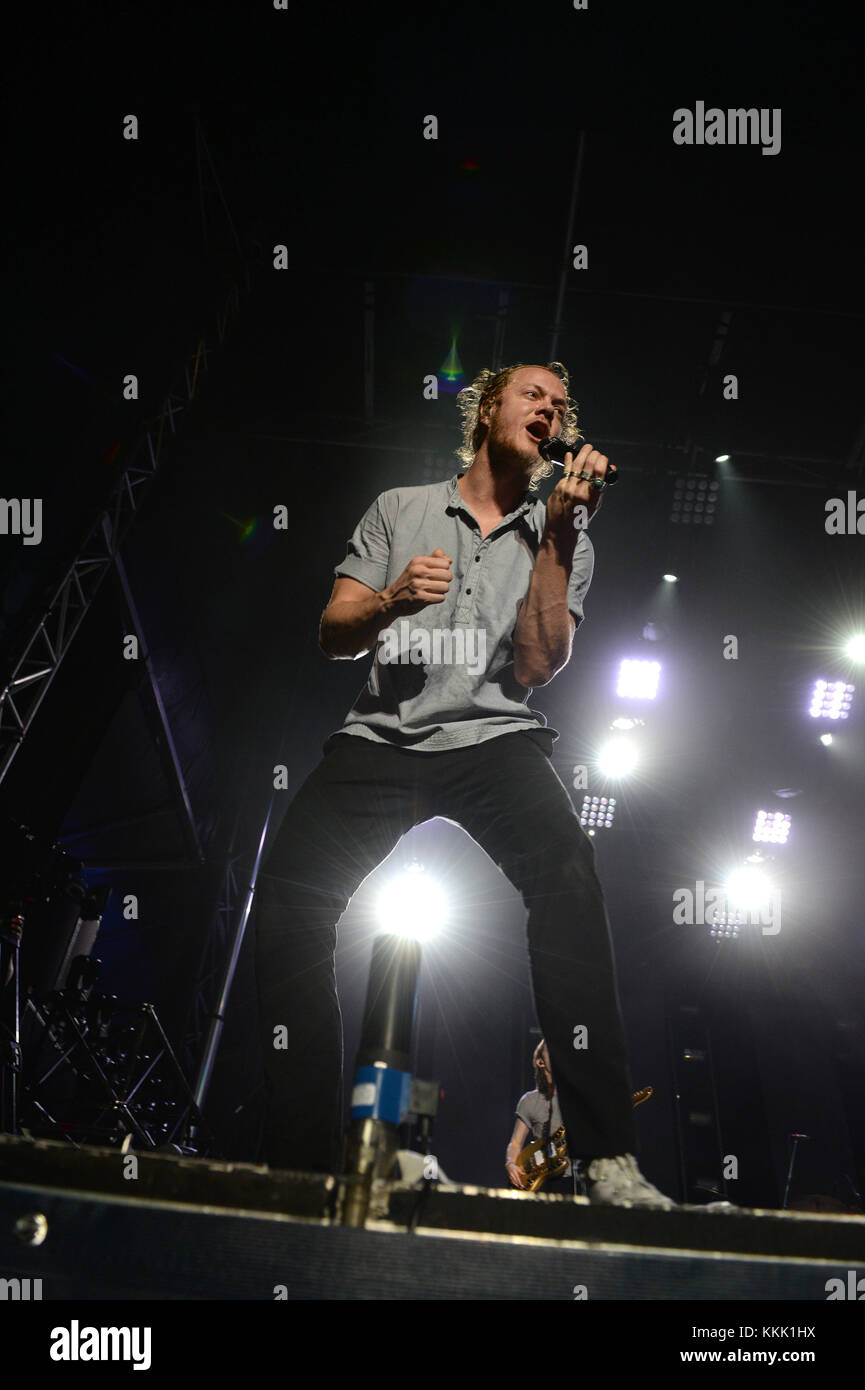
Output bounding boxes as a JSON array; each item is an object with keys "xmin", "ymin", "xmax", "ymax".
[{"xmin": 455, "ymin": 361, "xmax": 582, "ymax": 492}]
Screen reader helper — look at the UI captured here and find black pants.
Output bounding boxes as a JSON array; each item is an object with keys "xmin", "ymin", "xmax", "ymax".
[{"xmin": 254, "ymin": 731, "xmax": 637, "ymax": 1173}]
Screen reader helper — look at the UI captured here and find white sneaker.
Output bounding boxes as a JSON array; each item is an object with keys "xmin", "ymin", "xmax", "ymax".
[{"xmin": 585, "ymin": 1154, "xmax": 676, "ymax": 1209}]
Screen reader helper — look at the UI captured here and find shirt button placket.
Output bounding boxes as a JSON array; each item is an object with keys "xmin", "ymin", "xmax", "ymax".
[
  {"xmin": 460, "ymin": 542, "xmax": 478, "ymax": 616},
  {"xmin": 466, "ymin": 541, "xmax": 483, "ymax": 600}
]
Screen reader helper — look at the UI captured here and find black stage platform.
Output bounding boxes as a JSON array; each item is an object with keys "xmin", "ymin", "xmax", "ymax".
[{"xmin": 1, "ymin": 1135, "xmax": 863, "ymax": 1300}]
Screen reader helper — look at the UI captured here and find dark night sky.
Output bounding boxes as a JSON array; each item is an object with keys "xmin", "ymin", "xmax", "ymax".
[{"xmin": 2, "ymin": 1, "xmax": 864, "ymax": 1201}]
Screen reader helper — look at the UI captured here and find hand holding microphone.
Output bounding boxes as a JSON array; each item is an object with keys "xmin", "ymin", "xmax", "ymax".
[
  {"xmin": 540, "ymin": 438, "xmax": 617, "ymax": 544},
  {"xmin": 538, "ymin": 434, "xmax": 618, "ymax": 486}
]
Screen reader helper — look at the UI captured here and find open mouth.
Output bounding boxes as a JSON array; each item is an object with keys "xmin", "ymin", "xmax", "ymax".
[{"xmin": 526, "ymin": 423, "xmax": 549, "ymax": 442}]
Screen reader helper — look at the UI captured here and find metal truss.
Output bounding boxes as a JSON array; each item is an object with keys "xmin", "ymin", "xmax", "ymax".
[
  {"xmin": 1, "ymin": 111, "xmax": 262, "ymax": 1137},
  {"xmin": 0, "ymin": 273, "xmax": 249, "ymax": 789}
]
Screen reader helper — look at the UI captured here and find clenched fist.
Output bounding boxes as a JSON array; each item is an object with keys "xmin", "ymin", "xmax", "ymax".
[{"xmin": 384, "ymin": 548, "xmax": 453, "ymax": 615}]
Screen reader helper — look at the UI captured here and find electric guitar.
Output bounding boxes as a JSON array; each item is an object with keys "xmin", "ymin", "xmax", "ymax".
[{"xmin": 515, "ymin": 1087, "xmax": 653, "ymax": 1191}]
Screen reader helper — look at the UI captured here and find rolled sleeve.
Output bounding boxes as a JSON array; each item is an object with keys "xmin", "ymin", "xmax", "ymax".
[
  {"xmin": 515, "ymin": 1091, "xmax": 537, "ymax": 1134},
  {"xmin": 567, "ymin": 530, "xmax": 594, "ymax": 627},
  {"xmin": 334, "ymin": 493, "xmax": 393, "ymax": 592}
]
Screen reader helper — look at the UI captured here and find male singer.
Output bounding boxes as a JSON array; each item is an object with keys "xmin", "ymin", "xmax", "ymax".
[{"xmin": 255, "ymin": 360, "xmax": 673, "ymax": 1208}]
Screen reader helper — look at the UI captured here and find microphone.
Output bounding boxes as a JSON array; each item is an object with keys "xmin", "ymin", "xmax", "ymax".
[{"xmin": 538, "ymin": 435, "xmax": 618, "ymax": 485}]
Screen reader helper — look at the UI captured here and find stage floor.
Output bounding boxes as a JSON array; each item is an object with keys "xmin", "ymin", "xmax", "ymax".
[{"xmin": 1, "ymin": 1135, "xmax": 863, "ymax": 1300}]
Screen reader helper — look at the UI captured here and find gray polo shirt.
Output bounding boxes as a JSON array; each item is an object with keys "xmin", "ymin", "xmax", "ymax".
[
  {"xmin": 516, "ymin": 1089, "xmax": 573, "ymax": 1178},
  {"xmin": 327, "ymin": 472, "xmax": 594, "ymax": 753},
  {"xmin": 516, "ymin": 1088, "xmax": 565, "ymax": 1142}
]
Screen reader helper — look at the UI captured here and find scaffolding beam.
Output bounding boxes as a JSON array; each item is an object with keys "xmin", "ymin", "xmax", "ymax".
[{"xmin": 0, "ymin": 275, "xmax": 249, "ymax": 788}]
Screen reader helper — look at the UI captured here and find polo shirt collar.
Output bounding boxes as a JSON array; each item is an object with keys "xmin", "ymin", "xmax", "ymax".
[{"xmin": 447, "ymin": 472, "xmax": 536, "ymax": 521}]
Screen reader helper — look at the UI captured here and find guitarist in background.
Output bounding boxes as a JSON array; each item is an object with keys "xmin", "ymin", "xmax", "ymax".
[{"xmin": 506, "ymin": 1039, "xmax": 577, "ymax": 1193}]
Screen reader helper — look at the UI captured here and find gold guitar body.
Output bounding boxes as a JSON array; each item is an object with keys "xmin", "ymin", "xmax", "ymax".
[{"xmin": 516, "ymin": 1087, "xmax": 654, "ymax": 1192}]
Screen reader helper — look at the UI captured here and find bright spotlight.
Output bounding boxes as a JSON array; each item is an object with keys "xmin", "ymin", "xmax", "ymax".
[
  {"xmin": 724, "ymin": 865, "xmax": 774, "ymax": 917},
  {"xmin": 580, "ymin": 795, "xmax": 617, "ymax": 830},
  {"xmin": 662, "ymin": 573, "xmax": 678, "ymax": 583},
  {"xmin": 708, "ymin": 910, "xmax": 740, "ymax": 940},
  {"xmin": 820, "ymin": 732, "xmax": 833, "ymax": 746},
  {"xmin": 616, "ymin": 659, "xmax": 661, "ymax": 700},
  {"xmin": 845, "ymin": 635, "xmax": 865, "ymax": 663},
  {"xmin": 752, "ymin": 810, "xmax": 791, "ymax": 844},
  {"xmin": 715, "ymin": 454, "xmax": 730, "ymax": 463},
  {"xmin": 809, "ymin": 679, "xmax": 854, "ymax": 719},
  {"xmin": 376, "ymin": 864, "xmax": 445, "ymax": 941},
  {"xmin": 597, "ymin": 736, "xmax": 638, "ymax": 777}
]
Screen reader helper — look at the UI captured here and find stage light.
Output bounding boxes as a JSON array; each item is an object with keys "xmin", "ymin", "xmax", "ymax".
[
  {"xmin": 820, "ymin": 732, "xmax": 833, "ymax": 746},
  {"xmin": 715, "ymin": 454, "xmax": 730, "ymax": 463},
  {"xmin": 662, "ymin": 573, "xmax": 678, "ymax": 583},
  {"xmin": 376, "ymin": 864, "xmax": 445, "ymax": 941},
  {"xmin": 670, "ymin": 474, "xmax": 719, "ymax": 526},
  {"xmin": 580, "ymin": 795, "xmax": 617, "ymax": 831},
  {"xmin": 752, "ymin": 810, "xmax": 791, "ymax": 844},
  {"xmin": 611, "ymin": 716, "xmax": 643, "ymax": 730},
  {"xmin": 437, "ymin": 336, "xmax": 465, "ymax": 393},
  {"xmin": 708, "ymin": 910, "xmax": 740, "ymax": 940},
  {"xmin": 845, "ymin": 634, "xmax": 865, "ymax": 663},
  {"xmin": 708, "ymin": 860, "xmax": 774, "ymax": 939},
  {"xmin": 809, "ymin": 679, "xmax": 854, "ymax": 719},
  {"xmin": 724, "ymin": 865, "xmax": 774, "ymax": 918},
  {"xmin": 616, "ymin": 659, "xmax": 661, "ymax": 700},
  {"xmin": 597, "ymin": 736, "xmax": 638, "ymax": 777}
]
